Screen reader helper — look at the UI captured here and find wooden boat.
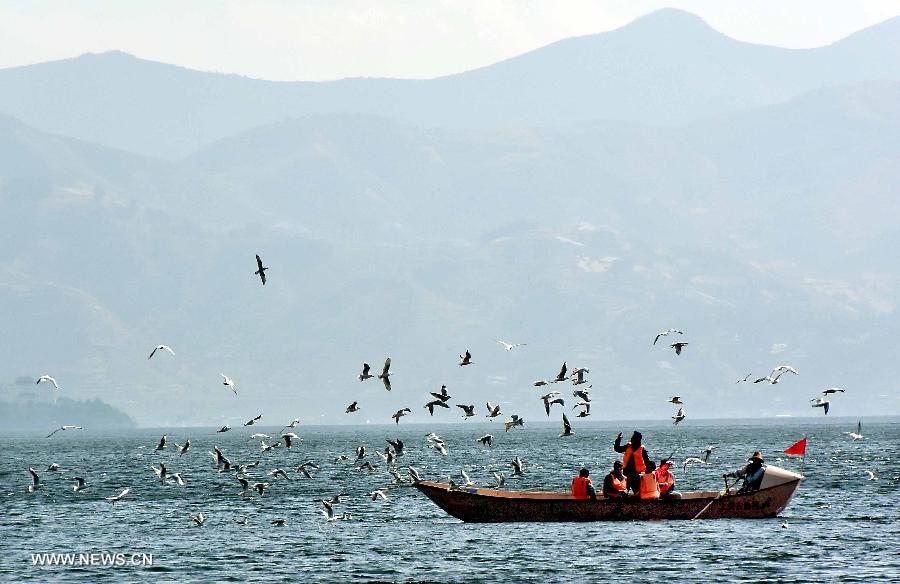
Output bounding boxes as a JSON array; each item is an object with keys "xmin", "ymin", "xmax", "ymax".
[{"xmin": 415, "ymin": 465, "xmax": 803, "ymax": 522}]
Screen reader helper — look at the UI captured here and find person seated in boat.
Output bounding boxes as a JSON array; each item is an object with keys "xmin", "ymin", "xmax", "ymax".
[
  {"xmin": 571, "ymin": 468, "xmax": 597, "ymax": 500},
  {"xmin": 602, "ymin": 460, "xmax": 628, "ymax": 498},
  {"xmin": 724, "ymin": 451, "xmax": 767, "ymax": 493},
  {"xmin": 614, "ymin": 431, "xmax": 652, "ymax": 494},
  {"xmin": 639, "ymin": 460, "xmax": 660, "ymax": 500},
  {"xmin": 655, "ymin": 459, "xmax": 681, "ymax": 499}
]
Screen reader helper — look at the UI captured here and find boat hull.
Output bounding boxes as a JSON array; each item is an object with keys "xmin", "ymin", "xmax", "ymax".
[{"xmin": 414, "ymin": 478, "xmax": 802, "ymax": 523}]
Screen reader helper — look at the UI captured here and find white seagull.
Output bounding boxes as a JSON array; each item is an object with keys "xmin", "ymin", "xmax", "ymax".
[
  {"xmin": 497, "ymin": 340, "xmax": 527, "ymax": 351},
  {"xmin": 46, "ymin": 425, "xmax": 83, "ymax": 438},
  {"xmin": 105, "ymin": 488, "xmax": 130, "ymax": 504},
  {"xmin": 653, "ymin": 329, "xmax": 683, "ymax": 345},
  {"xmin": 220, "ymin": 374, "xmax": 237, "ymax": 395},
  {"xmin": 844, "ymin": 421, "xmax": 863, "ymax": 440},
  {"xmin": 148, "ymin": 345, "xmax": 175, "ymax": 360},
  {"xmin": 36, "ymin": 375, "xmax": 59, "ymax": 390}
]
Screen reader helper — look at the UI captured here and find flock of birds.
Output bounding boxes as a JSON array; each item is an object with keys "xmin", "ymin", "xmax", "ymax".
[{"xmin": 22, "ymin": 256, "xmax": 872, "ymax": 526}]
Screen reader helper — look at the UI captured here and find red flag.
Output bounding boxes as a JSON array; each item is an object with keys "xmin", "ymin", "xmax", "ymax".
[{"xmin": 784, "ymin": 437, "xmax": 807, "ymax": 456}]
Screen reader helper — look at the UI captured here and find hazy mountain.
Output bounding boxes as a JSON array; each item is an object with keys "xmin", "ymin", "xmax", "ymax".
[
  {"xmin": 1, "ymin": 79, "xmax": 898, "ymax": 426},
  {"xmin": 0, "ymin": 9, "xmax": 899, "ymax": 159}
]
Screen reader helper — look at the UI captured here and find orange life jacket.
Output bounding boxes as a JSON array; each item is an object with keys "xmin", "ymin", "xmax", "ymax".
[
  {"xmin": 639, "ymin": 472, "xmax": 660, "ymax": 500},
  {"xmin": 571, "ymin": 476, "xmax": 592, "ymax": 498},
  {"xmin": 622, "ymin": 444, "xmax": 647, "ymax": 473},
  {"xmin": 605, "ymin": 473, "xmax": 627, "ymax": 497},
  {"xmin": 655, "ymin": 466, "xmax": 674, "ymax": 494}
]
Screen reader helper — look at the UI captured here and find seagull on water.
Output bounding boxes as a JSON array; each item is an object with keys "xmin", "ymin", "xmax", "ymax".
[
  {"xmin": 457, "ymin": 404, "xmax": 476, "ymax": 419},
  {"xmin": 105, "ymin": 488, "xmax": 130, "ymax": 504},
  {"xmin": 653, "ymin": 329, "xmax": 683, "ymax": 345},
  {"xmin": 497, "ymin": 340, "xmax": 526, "ymax": 351},
  {"xmin": 511, "ymin": 456, "xmax": 524, "ymax": 476},
  {"xmin": 254, "ymin": 254, "xmax": 268, "ymax": 285},
  {"xmin": 345, "ymin": 401, "xmax": 360, "ymax": 413},
  {"xmin": 864, "ymin": 470, "xmax": 877, "ymax": 481},
  {"xmin": 358, "ymin": 362, "xmax": 373, "ymax": 381},
  {"xmin": 559, "ymin": 413, "xmax": 574, "ymax": 437},
  {"xmin": 504, "ymin": 415, "xmax": 524, "ymax": 432},
  {"xmin": 378, "ymin": 358, "xmax": 392, "ymax": 391},
  {"xmin": 844, "ymin": 421, "xmax": 863, "ymax": 441},
  {"xmin": 174, "ymin": 439, "xmax": 191, "ymax": 455},
  {"xmin": 356, "ymin": 445, "xmax": 366, "ymax": 459},
  {"xmin": 493, "ymin": 471, "xmax": 506, "ymax": 488},
  {"xmin": 36, "ymin": 375, "xmax": 59, "ymax": 390},
  {"xmin": 271, "ymin": 519, "xmax": 287, "ymax": 526},
  {"xmin": 392, "ymin": 408, "xmax": 412, "ymax": 424},
  {"xmin": 172, "ymin": 473, "xmax": 186, "ymax": 486},
  {"xmin": 47, "ymin": 463, "xmax": 60, "ymax": 472},
  {"xmin": 46, "ymin": 425, "xmax": 83, "ymax": 438},
  {"xmin": 220, "ymin": 374, "xmax": 237, "ymax": 395},
  {"xmin": 459, "ymin": 350, "xmax": 473, "ymax": 366},
  {"xmin": 811, "ymin": 398, "xmax": 830, "ymax": 415},
  {"xmin": 148, "ymin": 345, "xmax": 175, "ymax": 360},
  {"xmin": 72, "ymin": 477, "xmax": 87, "ymax": 492},
  {"xmin": 190, "ymin": 512, "xmax": 205, "ymax": 526}
]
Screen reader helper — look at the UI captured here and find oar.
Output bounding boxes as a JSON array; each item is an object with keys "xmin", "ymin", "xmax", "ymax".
[{"xmin": 691, "ymin": 476, "xmax": 735, "ymax": 521}]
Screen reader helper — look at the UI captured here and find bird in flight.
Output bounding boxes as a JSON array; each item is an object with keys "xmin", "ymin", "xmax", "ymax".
[
  {"xmin": 559, "ymin": 413, "xmax": 574, "ymax": 437},
  {"xmin": 243, "ymin": 414, "xmax": 262, "ymax": 426},
  {"xmin": 672, "ymin": 407, "xmax": 686, "ymax": 425},
  {"xmin": 254, "ymin": 254, "xmax": 268, "ymax": 285},
  {"xmin": 378, "ymin": 358, "xmax": 392, "ymax": 391},
  {"xmin": 424, "ymin": 400, "xmax": 449, "ymax": 416},
  {"xmin": 105, "ymin": 488, "xmax": 130, "ymax": 504},
  {"xmin": 811, "ymin": 398, "xmax": 830, "ymax": 415},
  {"xmin": 735, "ymin": 373, "xmax": 752, "ymax": 384},
  {"xmin": 670, "ymin": 342, "xmax": 689, "ymax": 356},
  {"xmin": 486, "ymin": 402, "xmax": 502, "ymax": 419},
  {"xmin": 570, "ymin": 368, "xmax": 589, "ymax": 386},
  {"xmin": 497, "ymin": 340, "xmax": 526, "ymax": 351},
  {"xmin": 668, "ymin": 396, "xmax": 683, "ymax": 405},
  {"xmin": 391, "ymin": 408, "xmax": 412, "ymax": 424},
  {"xmin": 345, "ymin": 401, "xmax": 360, "ymax": 413},
  {"xmin": 220, "ymin": 374, "xmax": 237, "ymax": 395},
  {"xmin": 154, "ymin": 435, "xmax": 167, "ymax": 451},
  {"xmin": 457, "ymin": 404, "xmax": 476, "ymax": 419},
  {"xmin": 553, "ymin": 362, "xmax": 568, "ymax": 383},
  {"xmin": 148, "ymin": 345, "xmax": 175, "ymax": 360},
  {"xmin": 844, "ymin": 421, "xmax": 863, "ymax": 440},
  {"xmin": 653, "ymin": 329, "xmax": 683, "ymax": 345},
  {"xmin": 358, "ymin": 363, "xmax": 373, "ymax": 381},
  {"xmin": 822, "ymin": 387, "xmax": 845, "ymax": 395},
  {"xmin": 459, "ymin": 350, "xmax": 473, "ymax": 366},
  {"xmin": 46, "ymin": 425, "xmax": 83, "ymax": 438},
  {"xmin": 504, "ymin": 415, "xmax": 524, "ymax": 432},
  {"xmin": 36, "ymin": 375, "xmax": 59, "ymax": 390},
  {"xmin": 477, "ymin": 434, "xmax": 493, "ymax": 447},
  {"xmin": 540, "ymin": 392, "xmax": 564, "ymax": 416}
]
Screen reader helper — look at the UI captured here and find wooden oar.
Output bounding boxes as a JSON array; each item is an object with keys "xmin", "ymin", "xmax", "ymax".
[{"xmin": 691, "ymin": 476, "xmax": 735, "ymax": 521}]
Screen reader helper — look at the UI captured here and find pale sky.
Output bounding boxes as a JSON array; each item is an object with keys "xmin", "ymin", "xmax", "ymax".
[{"xmin": 0, "ymin": 0, "xmax": 898, "ymax": 81}]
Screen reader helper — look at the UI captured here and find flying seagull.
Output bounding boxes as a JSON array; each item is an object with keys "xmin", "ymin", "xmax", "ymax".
[
  {"xmin": 553, "ymin": 362, "xmax": 568, "ymax": 383},
  {"xmin": 370, "ymin": 490, "xmax": 388, "ymax": 502},
  {"xmin": 358, "ymin": 363, "xmax": 373, "ymax": 381},
  {"xmin": 424, "ymin": 400, "xmax": 450, "ymax": 416},
  {"xmin": 477, "ymin": 434, "xmax": 493, "ymax": 447},
  {"xmin": 459, "ymin": 350, "xmax": 473, "ymax": 366},
  {"xmin": 822, "ymin": 387, "xmax": 845, "ymax": 395},
  {"xmin": 457, "ymin": 404, "xmax": 476, "ymax": 419},
  {"xmin": 701, "ymin": 445, "xmax": 717, "ymax": 463},
  {"xmin": 511, "ymin": 456, "xmax": 524, "ymax": 476},
  {"xmin": 668, "ymin": 396, "xmax": 683, "ymax": 405},
  {"xmin": 154, "ymin": 435, "xmax": 167, "ymax": 451},
  {"xmin": 174, "ymin": 439, "xmax": 191, "ymax": 455},
  {"xmin": 243, "ymin": 414, "xmax": 262, "ymax": 427},
  {"xmin": 653, "ymin": 329, "xmax": 683, "ymax": 345},
  {"xmin": 540, "ymin": 392, "xmax": 564, "ymax": 416},
  {"xmin": 670, "ymin": 342, "xmax": 689, "ymax": 356},
  {"xmin": 254, "ymin": 254, "xmax": 268, "ymax": 285},
  {"xmin": 486, "ymin": 402, "xmax": 502, "ymax": 418},
  {"xmin": 190, "ymin": 512, "xmax": 205, "ymax": 526},
  {"xmin": 672, "ymin": 407, "xmax": 686, "ymax": 425},
  {"xmin": 217, "ymin": 425, "xmax": 231, "ymax": 433},
  {"xmin": 386, "ymin": 438, "xmax": 404, "ymax": 456},
  {"xmin": 504, "ymin": 415, "xmax": 524, "ymax": 432},
  {"xmin": 105, "ymin": 488, "xmax": 130, "ymax": 504},
  {"xmin": 27, "ymin": 468, "xmax": 40, "ymax": 492},
  {"xmin": 391, "ymin": 408, "xmax": 412, "ymax": 424},
  {"xmin": 148, "ymin": 345, "xmax": 175, "ymax": 360},
  {"xmin": 72, "ymin": 477, "xmax": 87, "ymax": 492},
  {"xmin": 378, "ymin": 358, "xmax": 392, "ymax": 391},
  {"xmin": 220, "ymin": 374, "xmax": 237, "ymax": 395},
  {"xmin": 735, "ymin": 373, "xmax": 752, "ymax": 384},
  {"xmin": 559, "ymin": 413, "xmax": 573, "ymax": 437},
  {"xmin": 36, "ymin": 375, "xmax": 59, "ymax": 390},
  {"xmin": 345, "ymin": 401, "xmax": 360, "ymax": 413},
  {"xmin": 844, "ymin": 421, "xmax": 863, "ymax": 440},
  {"xmin": 496, "ymin": 340, "xmax": 526, "ymax": 351},
  {"xmin": 570, "ymin": 368, "xmax": 589, "ymax": 386},
  {"xmin": 811, "ymin": 398, "xmax": 830, "ymax": 415},
  {"xmin": 46, "ymin": 425, "xmax": 83, "ymax": 438},
  {"xmin": 430, "ymin": 385, "xmax": 451, "ymax": 402}
]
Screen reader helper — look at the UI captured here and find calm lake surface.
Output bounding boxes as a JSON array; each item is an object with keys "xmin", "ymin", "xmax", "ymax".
[{"xmin": 1, "ymin": 418, "xmax": 897, "ymax": 582}]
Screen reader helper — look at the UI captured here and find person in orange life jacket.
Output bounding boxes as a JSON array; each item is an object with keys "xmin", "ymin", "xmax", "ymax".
[
  {"xmin": 571, "ymin": 468, "xmax": 597, "ymax": 499},
  {"xmin": 602, "ymin": 460, "xmax": 628, "ymax": 498},
  {"xmin": 655, "ymin": 459, "xmax": 681, "ymax": 499},
  {"xmin": 613, "ymin": 431, "xmax": 652, "ymax": 494},
  {"xmin": 639, "ymin": 460, "xmax": 660, "ymax": 500}
]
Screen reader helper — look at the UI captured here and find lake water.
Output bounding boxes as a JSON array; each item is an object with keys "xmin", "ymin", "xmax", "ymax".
[{"xmin": 1, "ymin": 418, "xmax": 897, "ymax": 582}]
